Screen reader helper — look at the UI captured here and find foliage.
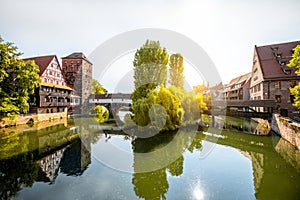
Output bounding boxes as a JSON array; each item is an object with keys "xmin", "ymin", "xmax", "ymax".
[
  {"xmin": 133, "ymin": 40, "xmax": 169, "ymax": 101},
  {"xmin": 0, "ymin": 37, "xmax": 40, "ymax": 121},
  {"xmin": 290, "ymin": 83, "xmax": 300, "ymax": 109},
  {"xmin": 123, "ymin": 113, "xmax": 135, "ymax": 128},
  {"xmin": 92, "ymin": 79, "xmax": 107, "ymax": 94},
  {"xmin": 132, "ymin": 86, "xmax": 183, "ymax": 131},
  {"xmin": 288, "ymin": 45, "xmax": 300, "ymax": 108},
  {"xmin": 94, "ymin": 105, "xmax": 109, "ymax": 123},
  {"xmin": 169, "ymin": 53, "xmax": 184, "ymax": 88},
  {"xmin": 169, "ymin": 86, "xmax": 207, "ymax": 123}
]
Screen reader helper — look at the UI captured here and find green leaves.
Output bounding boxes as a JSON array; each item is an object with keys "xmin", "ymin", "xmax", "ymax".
[
  {"xmin": 169, "ymin": 53, "xmax": 184, "ymax": 88},
  {"xmin": 92, "ymin": 79, "xmax": 107, "ymax": 94},
  {"xmin": 0, "ymin": 37, "xmax": 40, "ymax": 120},
  {"xmin": 94, "ymin": 105, "xmax": 109, "ymax": 123},
  {"xmin": 288, "ymin": 45, "xmax": 300, "ymax": 108},
  {"xmin": 133, "ymin": 40, "xmax": 169, "ymax": 96},
  {"xmin": 131, "ymin": 40, "xmax": 208, "ymax": 132}
]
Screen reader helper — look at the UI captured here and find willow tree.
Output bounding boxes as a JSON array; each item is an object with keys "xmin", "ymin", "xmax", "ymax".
[
  {"xmin": 288, "ymin": 45, "xmax": 300, "ymax": 108},
  {"xmin": 132, "ymin": 40, "xmax": 169, "ymax": 102},
  {"xmin": 169, "ymin": 53, "xmax": 184, "ymax": 88},
  {"xmin": 0, "ymin": 37, "xmax": 40, "ymax": 121}
]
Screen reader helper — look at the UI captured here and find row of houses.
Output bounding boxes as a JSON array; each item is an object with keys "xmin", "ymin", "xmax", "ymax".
[
  {"xmin": 23, "ymin": 52, "xmax": 92, "ymax": 116},
  {"xmin": 200, "ymin": 41, "xmax": 300, "ymax": 117}
]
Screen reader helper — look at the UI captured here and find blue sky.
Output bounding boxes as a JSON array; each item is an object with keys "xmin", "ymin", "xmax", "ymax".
[{"xmin": 1, "ymin": 0, "xmax": 300, "ymax": 92}]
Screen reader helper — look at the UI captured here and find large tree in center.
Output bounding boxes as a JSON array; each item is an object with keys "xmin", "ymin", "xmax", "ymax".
[
  {"xmin": 132, "ymin": 40, "xmax": 169, "ymax": 101},
  {"xmin": 0, "ymin": 37, "xmax": 40, "ymax": 121}
]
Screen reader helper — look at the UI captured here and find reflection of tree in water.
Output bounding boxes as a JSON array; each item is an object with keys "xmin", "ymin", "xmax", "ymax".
[
  {"xmin": 131, "ymin": 131, "xmax": 204, "ymax": 200},
  {"xmin": 0, "ymin": 153, "xmax": 39, "ymax": 200}
]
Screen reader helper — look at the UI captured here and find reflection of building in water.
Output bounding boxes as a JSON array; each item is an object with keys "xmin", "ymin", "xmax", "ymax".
[
  {"xmin": 37, "ymin": 147, "xmax": 67, "ymax": 183},
  {"xmin": 60, "ymin": 137, "xmax": 91, "ymax": 176},
  {"xmin": 240, "ymin": 151, "xmax": 264, "ymax": 193},
  {"xmin": 275, "ymin": 138, "xmax": 300, "ymax": 173}
]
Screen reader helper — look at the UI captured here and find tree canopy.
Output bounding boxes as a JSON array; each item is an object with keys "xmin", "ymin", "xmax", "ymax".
[
  {"xmin": 130, "ymin": 40, "xmax": 208, "ymax": 132},
  {"xmin": 288, "ymin": 45, "xmax": 300, "ymax": 109},
  {"xmin": 92, "ymin": 79, "xmax": 107, "ymax": 94},
  {"xmin": 169, "ymin": 53, "xmax": 184, "ymax": 88},
  {"xmin": 0, "ymin": 37, "xmax": 40, "ymax": 121},
  {"xmin": 132, "ymin": 40, "xmax": 169, "ymax": 101}
]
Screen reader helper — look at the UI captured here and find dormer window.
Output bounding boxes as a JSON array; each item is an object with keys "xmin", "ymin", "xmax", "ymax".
[
  {"xmin": 283, "ymin": 69, "xmax": 291, "ymax": 75},
  {"xmin": 271, "ymin": 46, "xmax": 278, "ymax": 51},
  {"xmin": 278, "ymin": 60, "xmax": 286, "ymax": 66},
  {"xmin": 274, "ymin": 52, "xmax": 282, "ymax": 58}
]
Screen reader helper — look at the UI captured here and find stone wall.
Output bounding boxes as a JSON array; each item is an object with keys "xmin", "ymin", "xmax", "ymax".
[
  {"xmin": 271, "ymin": 114, "xmax": 300, "ymax": 150},
  {"xmin": 0, "ymin": 109, "xmax": 68, "ymax": 128}
]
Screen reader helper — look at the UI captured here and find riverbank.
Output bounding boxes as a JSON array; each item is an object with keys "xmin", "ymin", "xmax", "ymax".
[{"xmin": 0, "ymin": 111, "xmax": 68, "ymax": 128}]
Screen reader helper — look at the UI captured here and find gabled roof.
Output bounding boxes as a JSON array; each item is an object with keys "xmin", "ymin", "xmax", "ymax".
[
  {"xmin": 256, "ymin": 41, "xmax": 300, "ymax": 80},
  {"xmin": 227, "ymin": 72, "xmax": 252, "ymax": 88},
  {"xmin": 62, "ymin": 52, "xmax": 92, "ymax": 64},
  {"xmin": 23, "ymin": 55, "xmax": 57, "ymax": 76}
]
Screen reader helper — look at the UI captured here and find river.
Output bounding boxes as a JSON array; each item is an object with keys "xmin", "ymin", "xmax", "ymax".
[{"xmin": 0, "ymin": 117, "xmax": 299, "ymax": 200}]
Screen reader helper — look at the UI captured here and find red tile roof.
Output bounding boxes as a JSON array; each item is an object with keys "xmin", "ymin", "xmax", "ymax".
[
  {"xmin": 256, "ymin": 41, "xmax": 300, "ymax": 80},
  {"xmin": 23, "ymin": 55, "xmax": 57, "ymax": 76}
]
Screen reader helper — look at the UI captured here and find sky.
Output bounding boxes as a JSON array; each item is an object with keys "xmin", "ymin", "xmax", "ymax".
[{"xmin": 1, "ymin": 0, "xmax": 300, "ymax": 92}]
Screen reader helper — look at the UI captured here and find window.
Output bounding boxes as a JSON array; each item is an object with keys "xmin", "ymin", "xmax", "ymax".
[
  {"xmin": 275, "ymin": 95, "xmax": 281, "ymax": 103},
  {"xmin": 56, "ymin": 81, "xmax": 59, "ymax": 85},
  {"xmin": 43, "ymin": 78, "xmax": 47, "ymax": 82},
  {"xmin": 253, "ymin": 76, "xmax": 258, "ymax": 81},
  {"xmin": 275, "ymin": 81, "xmax": 281, "ymax": 89},
  {"xmin": 50, "ymin": 80, "xmax": 53, "ymax": 83},
  {"xmin": 254, "ymin": 68, "xmax": 258, "ymax": 73},
  {"xmin": 49, "ymin": 71, "xmax": 53, "ymax": 75}
]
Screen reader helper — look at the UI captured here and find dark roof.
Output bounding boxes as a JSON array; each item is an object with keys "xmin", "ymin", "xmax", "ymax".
[
  {"xmin": 227, "ymin": 72, "xmax": 252, "ymax": 88},
  {"xmin": 23, "ymin": 55, "xmax": 57, "ymax": 76},
  {"xmin": 256, "ymin": 41, "xmax": 300, "ymax": 80},
  {"xmin": 62, "ymin": 52, "xmax": 92, "ymax": 64}
]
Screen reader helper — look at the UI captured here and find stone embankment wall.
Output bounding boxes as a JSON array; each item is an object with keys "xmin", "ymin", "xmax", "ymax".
[
  {"xmin": 0, "ymin": 110, "xmax": 68, "ymax": 128},
  {"xmin": 271, "ymin": 114, "xmax": 300, "ymax": 150}
]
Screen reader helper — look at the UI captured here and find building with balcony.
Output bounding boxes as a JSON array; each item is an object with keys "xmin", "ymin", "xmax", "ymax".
[
  {"xmin": 23, "ymin": 55, "xmax": 73, "ymax": 116},
  {"xmin": 250, "ymin": 41, "xmax": 300, "ymax": 117},
  {"xmin": 224, "ymin": 72, "xmax": 252, "ymax": 100},
  {"xmin": 61, "ymin": 53, "xmax": 92, "ymax": 106}
]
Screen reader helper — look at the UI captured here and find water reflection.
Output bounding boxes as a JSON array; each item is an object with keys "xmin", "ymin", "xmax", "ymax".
[
  {"xmin": 0, "ymin": 120, "xmax": 300, "ymax": 199},
  {"xmin": 131, "ymin": 131, "xmax": 204, "ymax": 200},
  {"xmin": 0, "ymin": 122, "xmax": 92, "ymax": 200},
  {"xmin": 205, "ymin": 129, "xmax": 300, "ymax": 199}
]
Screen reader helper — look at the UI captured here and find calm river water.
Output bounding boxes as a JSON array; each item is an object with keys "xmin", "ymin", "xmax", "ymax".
[{"xmin": 0, "ymin": 117, "xmax": 300, "ymax": 200}]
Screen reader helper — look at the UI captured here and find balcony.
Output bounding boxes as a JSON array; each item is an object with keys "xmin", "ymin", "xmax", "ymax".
[
  {"xmin": 40, "ymin": 102, "xmax": 70, "ymax": 107},
  {"xmin": 39, "ymin": 90, "xmax": 71, "ymax": 98}
]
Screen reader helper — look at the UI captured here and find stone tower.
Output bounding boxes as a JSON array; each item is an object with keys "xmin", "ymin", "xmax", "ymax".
[{"xmin": 61, "ymin": 53, "xmax": 92, "ymax": 105}]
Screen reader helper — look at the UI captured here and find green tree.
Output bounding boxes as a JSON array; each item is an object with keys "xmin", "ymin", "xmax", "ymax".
[
  {"xmin": 132, "ymin": 86, "xmax": 183, "ymax": 131},
  {"xmin": 92, "ymin": 79, "xmax": 107, "ymax": 94},
  {"xmin": 0, "ymin": 37, "xmax": 40, "ymax": 121},
  {"xmin": 288, "ymin": 45, "xmax": 300, "ymax": 108},
  {"xmin": 94, "ymin": 105, "xmax": 109, "ymax": 123},
  {"xmin": 132, "ymin": 40, "xmax": 169, "ymax": 101},
  {"xmin": 169, "ymin": 53, "xmax": 184, "ymax": 88}
]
